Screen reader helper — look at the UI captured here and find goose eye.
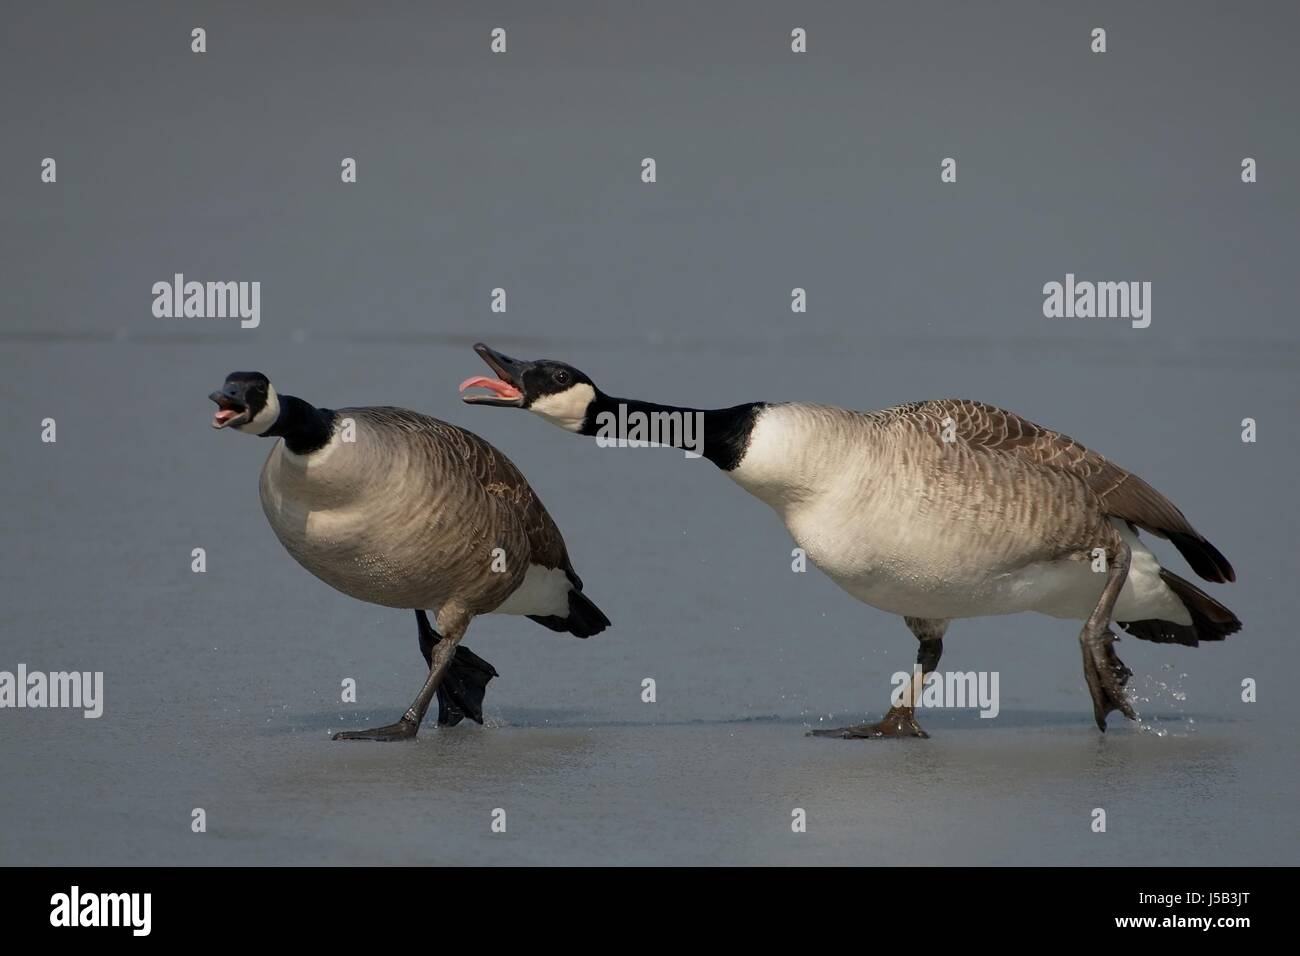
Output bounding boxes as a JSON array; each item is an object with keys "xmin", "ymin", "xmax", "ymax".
[{"xmin": 555, "ymin": 370, "xmax": 570, "ymax": 385}]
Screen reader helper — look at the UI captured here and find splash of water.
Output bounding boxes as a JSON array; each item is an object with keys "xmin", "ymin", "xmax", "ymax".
[{"xmin": 1132, "ymin": 663, "xmax": 1195, "ymax": 737}]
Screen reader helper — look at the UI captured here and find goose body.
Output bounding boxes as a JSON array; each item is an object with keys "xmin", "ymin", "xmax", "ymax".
[
  {"xmin": 259, "ymin": 406, "xmax": 578, "ymax": 620},
  {"xmin": 731, "ymin": 402, "xmax": 1190, "ymax": 625},
  {"xmin": 210, "ymin": 372, "xmax": 608, "ymax": 741},
  {"xmin": 462, "ymin": 344, "xmax": 1240, "ymax": 735}
]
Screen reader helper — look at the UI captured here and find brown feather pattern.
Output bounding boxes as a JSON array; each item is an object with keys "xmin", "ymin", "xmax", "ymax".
[
  {"xmin": 354, "ymin": 407, "xmax": 581, "ymax": 587},
  {"xmin": 871, "ymin": 399, "xmax": 1235, "ymax": 583}
]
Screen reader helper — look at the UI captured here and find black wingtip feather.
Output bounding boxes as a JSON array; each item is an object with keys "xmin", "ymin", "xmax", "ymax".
[{"xmin": 1168, "ymin": 531, "xmax": 1236, "ymax": 584}]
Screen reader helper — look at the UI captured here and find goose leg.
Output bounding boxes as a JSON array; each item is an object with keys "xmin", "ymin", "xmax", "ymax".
[
  {"xmin": 334, "ymin": 607, "xmax": 473, "ymax": 742},
  {"xmin": 416, "ymin": 609, "xmax": 499, "ymax": 726},
  {"xmin": 1079, "ymin": 540, "xmax": 1138, "ymax": 731},
  {"xmin": 809, "ymin": 617, "xmax": 948, "ymax": 739}
]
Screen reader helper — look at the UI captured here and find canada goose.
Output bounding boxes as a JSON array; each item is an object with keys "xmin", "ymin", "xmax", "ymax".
[
  {"xmin": 461, "ymin": 344, "xmax": 1240, "ymax": 737},
  {"xmin": 209, "ymin": 370, "xmax": 610, "ymax": 741}
]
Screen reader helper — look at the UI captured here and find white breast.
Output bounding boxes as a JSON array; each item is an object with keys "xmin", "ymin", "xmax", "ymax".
[{"xmin": 258, "ymin": 423, "xmax": 476, "ymax": 611}]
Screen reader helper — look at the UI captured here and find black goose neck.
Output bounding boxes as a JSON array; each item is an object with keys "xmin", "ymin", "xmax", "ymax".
[
  {"xmin": 262, "ymin": 394, "xmax": 336, "ymax": 455},
  {"xmin": 579, "ymin": 390, "xmax": 764, "ymax": 471}
]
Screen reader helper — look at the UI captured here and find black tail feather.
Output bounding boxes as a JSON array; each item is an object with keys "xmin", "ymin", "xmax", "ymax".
[
  {"xmin": 528, "ymin": 589, "xmax": 611, "ymax": 639},
  {"xmin": 1118, "ymin": 569, "xmax": 1242, "ymax": 648}
]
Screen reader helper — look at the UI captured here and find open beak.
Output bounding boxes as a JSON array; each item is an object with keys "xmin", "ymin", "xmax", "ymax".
[
  {"xmin": 209, "ymin": 388, "xmax": 250, "ymax": 429},
  {"xmin": 460, "ymin": 343, "xmax": 529, "ymax": 407}
]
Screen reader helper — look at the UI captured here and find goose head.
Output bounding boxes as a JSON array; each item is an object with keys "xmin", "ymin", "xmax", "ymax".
[
  {"xmin": 209, "ymin": 371, "xmax": 281, "ymax": 435},
  {"xmin": 460, "ymin": 343, "xmax": 599, "ymax": 433}
]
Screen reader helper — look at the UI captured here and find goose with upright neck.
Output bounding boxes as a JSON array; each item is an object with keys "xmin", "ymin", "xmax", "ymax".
[
  {"xmin": 210, "ymin": 370, "xmax": 610, "ymax": 741},
  {"xmin": 461, "ymin": 344, "xmax": 1241, "ymax": 737}
]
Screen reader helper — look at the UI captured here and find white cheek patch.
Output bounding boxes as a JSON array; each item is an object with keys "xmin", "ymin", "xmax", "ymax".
[
  {"xmin": 529, "ymin": 383, "xmax": 595, "ymax": 433},
  {"xmin": 236, "ymin": 383, "xmax": 281, "ymax": 434}
]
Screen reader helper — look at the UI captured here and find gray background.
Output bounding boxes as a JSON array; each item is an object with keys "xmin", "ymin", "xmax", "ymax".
[{"xmin": 1, "ymin": 1, "xmax": 1296, "ymax": 865}]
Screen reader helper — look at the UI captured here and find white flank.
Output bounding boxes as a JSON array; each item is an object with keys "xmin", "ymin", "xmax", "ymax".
[{"xmin": 491, "ymin": 564, "xmax": 572, "ymax": 617}]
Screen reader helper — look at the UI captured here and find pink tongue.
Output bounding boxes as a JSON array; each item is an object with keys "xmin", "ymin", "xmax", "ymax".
[
  {"xmin": 458, "ymin": 375, "xmax": 521, "ymax": 399},
  {"xmin": 214, "ymin": 409, "xmax": 238, "ymax": 425}
]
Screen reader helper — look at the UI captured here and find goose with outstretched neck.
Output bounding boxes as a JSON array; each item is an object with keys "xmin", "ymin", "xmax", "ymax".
[{"xmin": 460, "ymin": 343, "xmax": 1240, "ymax": 737}]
